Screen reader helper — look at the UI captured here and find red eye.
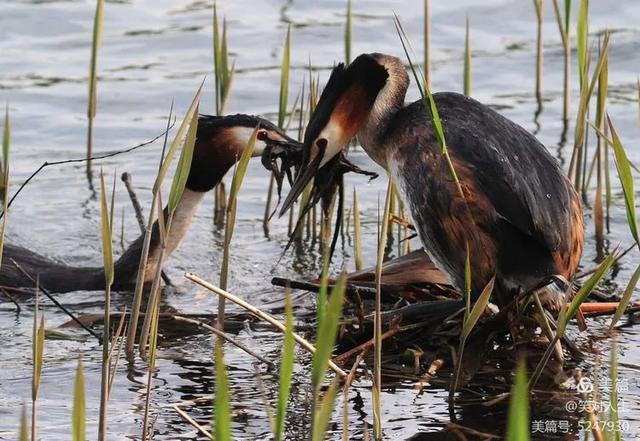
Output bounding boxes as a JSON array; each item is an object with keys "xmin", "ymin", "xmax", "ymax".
[{"xmin": 257, "ymin": 130, "xmax": 268, "ymax": 141}]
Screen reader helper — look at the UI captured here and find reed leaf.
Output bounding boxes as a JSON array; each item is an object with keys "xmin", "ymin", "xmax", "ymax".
[
  {"xmin": 87, "ymin": 0, "xmax": 105, "ymax": 166},
  {"xmin": 373, "ymin": 180, "xmax": 393, "ymax": 439},
  {"xmin": 608, "ymin": 341, "xmax": 621, "ymax": 441},
  {"xmin": 274, "ymin": 289, "xmax": 295, "ymax": 441},
  {"xmin": 352, "ymin": 187, "xmax": 363, "ymax": 270},
  {"xmin": 551, "ymin": 0, "xmax": 572, "ymax": 122},
  {"xmin": 311, "ymin": 377, "xmax": 341, "ymax": 441},
  {"xmin": 463, "ymin": 16, "xmax": 471, "ymax": 96},
  {"xmin": 464, "ymin": 245, "xmax": 471, "ymax": 322},
  {"xmin": 99, "ymin": 172, "xmax": 113, "ymax": 285},
  {"xmin": 0, "ymin": 106, "xmax": 10, "ymax": 270},
  {"xmin": 345, "ymin": 0, "xmax": 352, "ymax": 64},
  {"xmin": 153, "ymin": 82, "xmax": 204, "ymax": 195},
  {"xmin": 609, "ymin": 264, "xmax": 640, "ymax": 330},
  {"xmin": 168, "ymin": 104, "xmax": 198, "ymax": 214},
  {"xmin": 558, "ymin": 251, "xmax": 616, "ymax": 333},
  {"xmin": 607, "ymin": 116, "xmax": 638, "ymax": 245},
  {"xmin": 312, "ymin": 272, "xmax": 346, "ymax": 390},
  {"xmin": 219, "ymin": 126, "xmax": 257, "ymax": 295},
  {"xmin": 506, "ymin": 361, "xmax": 530, "ymax": 441},
  {"xmin": 72, "ymin": 359, "xmax": 86, "ymax": 441},
  {"xmin": 214, "ymin": 340, "xmax": 231, "ymax": 441},
  {"xmin": 98, "ymin": 172, "xmax": 112, "ymax": 441},
  {"xmin": 461, "ymin": 276, "xmax": 495, "ymax": 340},
  {"xmin": 279, "ymin": 25, "xmax": 291, "ymax": 128},
  {"xmin": 394, "ymin": 15, "xmax": 465, "ymax": 200},
  {"xmin": 576, "ymin": 0, "xmax": 589, "ymax": 87},
  {"xmin": 32, "ymin": 315, "xmax": 44, "ymax": 402}
]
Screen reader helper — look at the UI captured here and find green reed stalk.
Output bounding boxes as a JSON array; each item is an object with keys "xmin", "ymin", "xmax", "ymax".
[
  {"xmin": 0, "ymin": 106, "xmax": 10, "ymax": 269},
  {"xmin": 423, "ymin": 0, "xmax": 431, "ymax": 88},
  {"xmin": 20, "ymin": 405, "xmax": 28, "ymax": 441},
  {"xmin": 212, "ymin": 3, "xmax": 233, "ymax": 115},
  {"xmin": 279, "ymin": 26, "xmax": 291, "ymax": 129},
  {"xmin": 218, "ymin": 128, "xmax": 257, "ymax": 331},
  {"xmin": 372, "ymin": 181, "xmax": 393, "ymax": 440},
  {"xmin": 572, "ymin": 0, "xmax": 589, "ymax": 190},
  {"xmin": 569, "ymin": 32, "xmax": 609, "ymax": 184},
  {"xmin": 506, "ymin": 361, "xmax": 530, "ymax": 441},
  {"xmin": 31, "ymin": 296, "xmax": 44, "ymax": 441},
  {"xmin": 98, "ymin": 171, "xmax": 114, "ymax": 441},
  {"xmin": 127, "ymin": 85, "xmax": 202, "ymax": 356},
  {"xmin": 352, "ymin": 187, "xmax": 363, "ymax": 270},
  {"xmin": 594, "ymin": 40, "xmax": 608, "ymax": 256},
  {"xmin": 533, "ymin": 0, "xmax": 543, "ymax": 100},
  {"xmin": 139, "ymin": 101, "xmax": 200, "ymax": 356},
  {"xmin": 311, "ymin": 273, "xmax": 346, "ymax": 440},
  {"xmin": 87, "ymin": 0, "xmax": 104, "ymax": 174},
  {"xmin": 394, "ymin": 16, "xmax": 465, "ymax": 202},
  {"xmin": 576, "ymin": 0, "xmax": 589, "ymax": 88},
  {"xmin": 72, "ymin": 359, "xmax": 86, "ymax": 441},
  {"xmin": 345, "ymin": 0, "xmax": 352, "ymax": 64},
  {"xmin": 214, "ymin": 339, "xmax": 231, "ymax": 440},
  {"xmin": 274, "ymin": 289, "xmax": 295, "ymax": 441},
  {"xmin": 608, "ymin": 341, "xmax": 621, "ymax": 441},
  {"xmin": 463, "ymin": 16, "xmax": 471, "ymax": 96},
  {"xmin": 551, "ymin": 0, "xmax": 572, "ymax": 124}
]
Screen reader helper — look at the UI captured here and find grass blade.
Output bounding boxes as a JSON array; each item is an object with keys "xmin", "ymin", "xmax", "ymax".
[
  {"xmin": 461, "ymin": 276, "xmax": 495, "ymax": 339},
  {"xmin": 576, "ymin": 0, "xmax": 589, "ymax": 87},
  {"xmin": 558, "ymin": 251, "xmax": 616, "ymax": 333},
  {"xmin": 153, "ymin": 81, "xmax": 204, "ymax": 195},
  {"xmin": 274, "ymin": 289, "xmax": 295, "ymax": 441},
  {"xmin": 168, "ymin": 104, "xmax": 198, "ymax": 214},
  {"xmin": 607, "ymin": 116, "xmax": 638, "ymax": 245},
  {"xmin": 312, "ymin": 272, "xmax": 346, "ymax": 390},
  {"xmin": 32, "ymin": 308, "xmax": 44, "ymax": 441},
  {"xmin": 0, "ymin": 106, "xmax": 10, "ymax": 270},
  {"xmin": 72, "ymin": 359, "xmax": 86, "ymax": 441},
  {"xmin": 86, "ymin": 0, "xmax": 105, "ymax": 171},
  {"xmin": 19, "ymin": 405, "xmax": 28, "ymax": 441},
  {"xmin": 463, "ymin": 16, "xmax": 471, "ymax": 96},
  {"xmin": 214, "ymin": 340, "xmax": 231, "ymax": 441},
  {"xmin": 609, "ymin": 263, "xmax": 640, "ymax": 330},
  {"xmin": 311, "ymin": 377, "xmax": 340, "ymax": 441},
  {"xmin": 218, "ymin": 127, "xmax": 257, "ymax": 329},
  {"xmin": 278, "ymin": 25, "xmax": 292, "ymax": 128},
  {"xmin": 423, "ymin": 0, "xmax": 431, "ymax": 88},
  {"xmin": 506, "ymin": 361, "xmax": 530, "ymax": 441},
  {"xmin": 352, "ymin": 187, "xmax": 363, "ymax": 270},
  {"xmin": 213, "ymin": 1, "xmax": 221, "ymax": 114}
]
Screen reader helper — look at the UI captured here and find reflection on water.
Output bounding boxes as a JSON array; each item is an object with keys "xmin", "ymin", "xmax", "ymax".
[{"xmin": 1, "ymin": 0, "xmax": 639, "ymax": 439}]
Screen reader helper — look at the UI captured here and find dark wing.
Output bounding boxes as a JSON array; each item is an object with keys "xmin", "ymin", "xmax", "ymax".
[{"xmin": 410, "ymin": 92, "xmax": 573, "ymax": 255}]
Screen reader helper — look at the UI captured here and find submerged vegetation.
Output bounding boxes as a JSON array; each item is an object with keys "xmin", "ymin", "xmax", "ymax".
[{"xmin": 1, "ymin": 0, "xmax": 639, "ymax": 440}]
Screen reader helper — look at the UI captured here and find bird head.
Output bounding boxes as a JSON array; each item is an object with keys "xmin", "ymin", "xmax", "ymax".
[{"xmin": 279, "ymin": 53, "xmax": 389, "ymax": 215}]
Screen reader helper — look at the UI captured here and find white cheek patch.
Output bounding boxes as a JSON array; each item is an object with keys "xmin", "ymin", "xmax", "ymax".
[
  {"xmin": 228, "ymin": 126, "xmax": 266, "ymax": 157},
  {"xmin": 317, "ymin": 119, "xmax": 347, "ymax": 167}
]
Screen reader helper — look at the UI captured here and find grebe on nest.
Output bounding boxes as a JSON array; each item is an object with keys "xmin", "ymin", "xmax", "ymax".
[
  {"xmin": 0, "ymin": 114, "xmax": 298, "ymax": 293},
  {"xmin": 280, "ymin": 53, "xmax": 584, "ymax": 308}
]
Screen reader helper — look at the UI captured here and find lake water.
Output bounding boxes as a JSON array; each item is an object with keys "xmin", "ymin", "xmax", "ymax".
[{"xmin": 0, "ymin": 0, "xmax": 639, "ymax": 439}]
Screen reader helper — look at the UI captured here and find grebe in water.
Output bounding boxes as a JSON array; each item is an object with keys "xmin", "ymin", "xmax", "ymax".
[
  {"xmin": 0, "ymin": 114, "xmax": 298, "ymax": 293},
  {"xmin": 280, "ymin": 53, "xmax": 584, "ymax": 308}
]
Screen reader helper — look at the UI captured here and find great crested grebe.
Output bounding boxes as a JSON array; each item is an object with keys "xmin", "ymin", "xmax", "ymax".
[
  {"xmin": 280, "ymin": 53, "xmax": 584, "ymax": 308},
  {"xmin": 1, "ymin": 114, "xmax": 298, "ymax": 293}
]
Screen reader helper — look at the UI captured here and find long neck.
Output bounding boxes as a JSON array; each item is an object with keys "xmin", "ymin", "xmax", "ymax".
[
  {"xmin": 113, "ymin": 188, "xmax": 207, "ymax": 288},
  {"xmin": 357, "ymin": 67, "xmax": 409, "ymax": 170}
]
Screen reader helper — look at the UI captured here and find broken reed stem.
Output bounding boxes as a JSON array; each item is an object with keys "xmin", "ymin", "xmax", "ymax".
[
  {"xmin": 172, "ymin": 405, "xmax": 214, "ymax": 440},
  {"xmin": 185, "ymin": 272, "xmax": 347, "ymax": 377},
  {"xmin": 171, "ymin": 315, "xmax": 273, "ymax": 366}
]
